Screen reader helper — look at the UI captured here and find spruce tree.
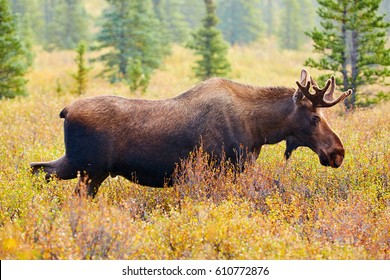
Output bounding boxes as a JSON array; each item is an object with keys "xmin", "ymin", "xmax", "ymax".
[
  {"xmin": 187, "ymin": 0, "xmax": 231, "ymax": 80},
  {"xmin": 380, "ymin": 0, "xmax": 390, "ymax": 27},
  {"xmin": 217, "ymin": 0, "xmax": 263, "ymax": 45},
  {"xmin": 60, "ymin": 0, "xmax": 89, "ymax": 49},
  {"xmin": 305, "ymin": 0, "xmax": 390, "ymax": 109},
  {"xmin": 72, "ymin": 41, "xmax": 89, "ymax": 95},
  {"xmin": 126, "ymin": 58, "xmax": 149, "ymax": 95},
  {"xmin": 13, "ymin": 12, "xmax": 34, "ymax": 67},
  {"xmin": 41, "ymin": 0, "xmax": 89, "ymax": 50},
  {"xmin": 278, "ymin": 0, "xmax": 314, "ymax": 50},
  {"xmin": 96, "ymin": 0, "xmax": 169, "ymax": 92},
  {"xmin": 180, "ymin": 0, "xmax": 205, "ymax": 29},
  {"xmin": 262, "ymin": 0, "xmax": 275, "ymax": 37},
  {"xmin": 152, "ymin": 0, "xmax": 190, "ymax": 43},
  {"xmin": 0, "ymin": 0, "xmax": 28, "ymax": 98},
  {"xmin": 8, "ymin": 0, "xmax": 34, "ymax": 65}
]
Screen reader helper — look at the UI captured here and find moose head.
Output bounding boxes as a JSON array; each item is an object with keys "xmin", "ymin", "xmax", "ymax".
[{"xmin": 284, "ymin": 69, "xmax": 352, "ymax": 168}]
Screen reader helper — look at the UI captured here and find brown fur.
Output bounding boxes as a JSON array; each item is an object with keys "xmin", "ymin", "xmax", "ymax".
[{"xmin": 31, "ymin": 71, "xmax": 348, "ymax": 197}]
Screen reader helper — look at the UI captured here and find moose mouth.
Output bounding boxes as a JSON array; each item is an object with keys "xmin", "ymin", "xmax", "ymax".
[{"xmin": 319, "ymin": 152, "xmax": 344, "ymax": 168}]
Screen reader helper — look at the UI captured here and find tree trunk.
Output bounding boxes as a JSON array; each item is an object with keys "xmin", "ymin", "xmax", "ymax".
[
  {"xmin": 341, "ymin": 4, "xmax": 353, "ymax": 110},
  {"xmin": 349, "ymin": 29, "xmax": 359, "ymax": 108}
]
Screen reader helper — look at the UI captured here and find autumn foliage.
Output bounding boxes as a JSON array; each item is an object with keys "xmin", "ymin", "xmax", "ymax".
[{"xmin": 0, "ymin": 46, "xmax": 389, "ymax": 259}]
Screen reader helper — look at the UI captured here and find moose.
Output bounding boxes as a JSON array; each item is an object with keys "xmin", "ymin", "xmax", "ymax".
[{"xmin": 31, "ymin": 70, "xmax": 352, "ymax": 197}]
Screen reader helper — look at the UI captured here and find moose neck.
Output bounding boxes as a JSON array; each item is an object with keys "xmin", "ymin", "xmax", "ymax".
[{"xmin": 246, "ymin": 86, "xmax": 296, "ymax": 146}]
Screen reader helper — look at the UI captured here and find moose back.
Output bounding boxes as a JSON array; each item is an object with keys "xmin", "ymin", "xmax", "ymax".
[{"xmin": 31, "ymin": 70, "xmax": 352, "ymax": 197}]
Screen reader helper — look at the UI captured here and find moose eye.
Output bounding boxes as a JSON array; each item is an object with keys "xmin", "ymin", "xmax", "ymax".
[{"xmin": 311, "ymin": 116, "xmax": 321, "ymax": 126}]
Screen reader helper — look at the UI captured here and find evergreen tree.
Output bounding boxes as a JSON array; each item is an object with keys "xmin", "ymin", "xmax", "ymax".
[
  {"xmin": 10, "ymin": 0, "xmax": 30, "ymax": 15},
  {"xmin": 72, "ymin": 41, "xmax": 89, "ymax": 95},
  {"xmin": 12, "ymin": 12, "xmax": 34, "ymax": 67},
  {"xmin": 217, "ymin": 0, "xmax": 263, "ymax": 45},
  {"xmin": 279, "ymin": 0, "xmax": 300, "ymax": 49},
  {"xmin": 187, "ymin": 0, "xmax": 231, "ymax": 80},
  {"xmin": 380, "ymin": 0, "xmax": 390, "ymax": 28},
  {"xmin": 152, "ymin": 0, "xmax": 190, "ymax": 43},
  {"xmin": 278, "ymin": 0, "xmax": 314, "ymax": 49},
  {"xmin": 0, "ymin": 0, "xmax": 29, "ymax": 98},
  {"xmin": 96, "ymin": 0, "xmax": 170, "ymax": 92},
  {"xmin": 60, "ymin": 0, "xmax": 89, "ymax": 49},
  {"xmin": 301, "ymin": 0, "xmax": 316, "ymax": 33},
  {"xmin": 10, "ymin": 0, "xmax": 38, "ymax": 59},
  {"xmin": 262, "ymin": 0, "xmax": 275, "ymax": 37},
  {"xmin": 40, "ymin": 0, "xmax": 89, "ymax": 50},
  {"xmin": 41, "ymin": 0, "xmax": 57, "ymax": 49},
  {"xmin": 180, "ymin": 0, "xmax": 205, "ymax": 29},
  {"xmin": 305, "ymin": 0, "xmax": 390, "ymax": 109},
  {"xmin": 126, "ymin": 58, "xmax": 149, "ymax": 95},
  {"xmin": 96, "ymin": 0, "xmax": 130, "ymax": 80}
]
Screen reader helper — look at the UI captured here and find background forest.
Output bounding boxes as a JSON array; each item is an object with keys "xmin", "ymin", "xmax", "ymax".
[
  {"xmin": 5, "ymin": 0, "xmax": 390, "ymax": 104},
  {"xmin": 0, "ymin": 0, "xmax": 389, "ymax": 260},
  {"xmin": 10, "ymin": 0, "xmax": 319, "ymax": 50},
  {"xmin": 9, "ymin": 0, "xmax": 390, "ymax": 49}
]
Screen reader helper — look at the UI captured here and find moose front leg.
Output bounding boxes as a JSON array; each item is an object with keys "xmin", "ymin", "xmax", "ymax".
[{"xmin": 74, "ymin": 172, "xmax": 108, "ymax": 198}]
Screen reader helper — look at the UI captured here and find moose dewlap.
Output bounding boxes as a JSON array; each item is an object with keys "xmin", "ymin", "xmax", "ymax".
[{"xmin": 31, "ymin": 69, "xmax": 352, "ymax": 197}]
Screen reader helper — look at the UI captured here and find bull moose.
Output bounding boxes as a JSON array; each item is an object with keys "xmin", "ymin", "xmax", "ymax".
[{"xmin": 31, "ymin": 69, "xmax": 352, "ymax": 197}]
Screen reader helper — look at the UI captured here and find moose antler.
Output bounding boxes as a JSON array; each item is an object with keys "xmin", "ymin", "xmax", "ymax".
[{"xmin": 296, "ymin": 75, "xmax": 352, "ymax": 108}]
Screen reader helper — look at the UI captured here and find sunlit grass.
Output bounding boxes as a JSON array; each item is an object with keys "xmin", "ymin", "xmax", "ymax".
[{"xmin": 0, "ymin": 43, "xmax": 389, "ymax": 259}]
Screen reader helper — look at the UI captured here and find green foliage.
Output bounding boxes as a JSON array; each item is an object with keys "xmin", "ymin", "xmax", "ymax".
[
  {"xmin": 0, "ymin": 0, "xmax": 29, "ymax": 98},
  {"xmin": 217, "ymin": 0, "xmax": 263, "ymax": 45},
  {"xmin": 96, "ymin": 0, "xmax": 170, "ymax": 92},
  {"xmin": 9, "ymin": 0, "xmax": 89, "ymax": 50},
  {"xmin": 380, "ymin": 0, "xmax": 390, "ymax": 31},
  {"xmin": 13, "ymin": 13, "xmax": 35, "ymax": 67},
  {"xmin": 305, "ymin": 0, "xmax": 390, "ymax": 109},
  {"xmin": 355, "ymin": 91, "xmax": 390, "ymax": 107},
  {"xmin": 187, "ymin": 0, "xmax": 231, "ymax": 80},
  {"xmin": 279, "ymin": 0, "xmax": 301, "ymax": 49},
  {"xmin": 126, "ymin": 58, "xmax": 150, "ymax": 95},
  {"xmin": 278, "ymin": 0, "xmax": 314, "ymax": 50},
  {"xmin": 9, "ymin": 1, "xmax": 35, "ymax": 65},
  {"xmin": 180, "ymin": 0, "xmax": 205, "ymax": 29},
  {"xmin": 278, "ymin": 0, "xmax": 315, "ymax": 50},
  {"xmin": 152, "ymin": 0, "xmax": 190, "ymax": 44},
  {"xmin": 40, "ymin": 0, "xmax": 89, "ymax": 50},
  {"xmin": 261, "ymin": 0, "xmax": 275, "ymax": 37},
  {"xmin": 9, "ymin": 0, "xmax": 43, "ymax": 47},
  {"xmin": 72, "ymin": 41, "xmax": 90, "ymax": 95}
]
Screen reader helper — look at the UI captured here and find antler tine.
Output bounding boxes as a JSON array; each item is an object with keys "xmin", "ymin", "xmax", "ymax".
[
  {"xmin": 295, "ymin": 70, "xmax": 352, "ymax": 108},
  {"xmin": 323, "ymin": 75, "xmax": 336, "ymax": 102},
  {"xmin": 319, "ymin": 89, "xmax": 353, "ymax": 107},
  {"xmin": 309, "ymin": 76, "xmax": 319, "ymax": 88},
  {"xmin": 307, "ymin": 75, "xmax": 351, "ymax": 108},
  {"xmin": 295, "ymin": 79, "xmax": 311, "ymax": 93},
  {"xmin": 313, "ymin": 78, "xmax": 332, "ymax": 98},
  {"xmin": 297, "ymin": 79, "xmax": 329, "ymax": 106},
  {"xmin": 315, "ymin": 76, "xmax": 352, "ymax": 107}
]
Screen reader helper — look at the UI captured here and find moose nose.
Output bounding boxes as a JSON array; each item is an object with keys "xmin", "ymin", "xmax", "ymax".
[
  {"xmin": 319, "ymin": 148, "xmax": 345, "ymax": 168},
  {"xmin": 329, "ymin": 149, "xmax": 345, "ymax": 168},
  {"xmin": 330, "ymin": 154, "xmax": 344, "ymax": 168}
]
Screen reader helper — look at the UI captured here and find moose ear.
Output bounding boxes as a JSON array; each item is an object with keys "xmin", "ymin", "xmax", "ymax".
[
  {"xmin": 293, "ymin": 90, "xmax": 304, "ymax": 104},
  {"xmin": 300, "ymin": 69, "xmax": 309, "ymax": 85},
  {"xmin": 293, "ymin": 69, "xmax": 310, "ymax": 104}
]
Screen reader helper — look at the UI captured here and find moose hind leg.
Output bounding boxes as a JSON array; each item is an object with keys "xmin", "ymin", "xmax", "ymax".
[{"xmin": 30, "ymin": 155, "xmax": 78, "ymax": 181}]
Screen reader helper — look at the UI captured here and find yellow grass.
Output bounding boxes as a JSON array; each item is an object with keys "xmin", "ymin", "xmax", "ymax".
[{"xmin": 0, "ymin": 44, "xmax": 389, "ymax": 259}]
